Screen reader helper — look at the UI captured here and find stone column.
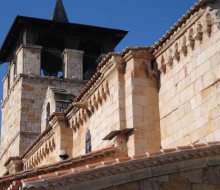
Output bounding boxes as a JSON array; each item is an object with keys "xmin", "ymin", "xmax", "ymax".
[
  {"xmin": 16, "ymin": 45, "xmax": 42, "ymax": 75},
  {"xmin": 63, "ymin": 49, "xmax": 84, "ymax": 80}
]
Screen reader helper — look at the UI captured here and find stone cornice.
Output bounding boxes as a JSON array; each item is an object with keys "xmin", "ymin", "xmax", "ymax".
[
  {"xmin": 152, "ymin": 0, "xmax": 217, "ymax": 52},
  {"xmin": 0, "ymin": 146, "xmax": 116, "ymax": 189},
  {"xmin": 4, "ymin": 157, "xmax": 22, "ymax": 167},
  {"xmin": 154, "ymin": 8, "xmax": 205, "ymax": 57},
  {"xmin": 20, "ymin": 142, "xmax": 220, "ymax": 190},
  {"xmin": 122, "ymin": 47, "xmax": 153, "ymax": 62},
  {"xmin": 1, "ymin": 74, "xmax": 86, "ymax": 108}
]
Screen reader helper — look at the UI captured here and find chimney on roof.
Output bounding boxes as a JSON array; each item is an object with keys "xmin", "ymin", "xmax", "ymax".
[{"xmin": 53, "ymin": 0, "xmax": 69, "ymax": 23}]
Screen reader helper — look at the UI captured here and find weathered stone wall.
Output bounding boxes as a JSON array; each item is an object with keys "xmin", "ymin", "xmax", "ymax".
[
  {"xmin": 68, "ymin": 56, "xmax": 127, "ymax": 156},
  {"xmin": 66, "ymin": 50, "xmax": 160, "ymax": 157},
  {"xmin": 0, "ymin": 74, "xmax": 86, "ymax": 175},
  {"xmin": 0, "ymin": 136, "xmax": 20, "ymax": 176},
  {"xmin": 156, "ymin": 4, "xmax": 220, "ymax": 148},
  {"xmin": 1, "ymin": 79, "xmax": 22, "ymax": 150},
  {"xmin": 19, "ymin": 75, "xmax": 85, "ymax": 154}
]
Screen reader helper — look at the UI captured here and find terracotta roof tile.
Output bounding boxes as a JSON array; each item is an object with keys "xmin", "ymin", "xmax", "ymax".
[
  {"xmin": 177, "ymin": 145, "xmax": 193, "ymax": 150},
  {"xmin": 148, "ymin": 150, "xmax": 164, "ymax": 156},
  {"xmin": 163, "ymin": 148, "xmax": 178, "ymax": 153},
  {"xmin": 0, "ymin": 145, "xmax": 116, "ymax": 189},
  {"xmin": 152, "ymin": 0, "xmax": 216, "ymax": 51},
  {"xmin": 19, "ymin": 141, "xmax": 220, "ymax": 189},
  {"xmin": 131, "ymin": 154, "xmax": 149, "ymax": 159},
  {"xmin": 4, "ymin": 141, "xmax": 220, "ymax": 189}
]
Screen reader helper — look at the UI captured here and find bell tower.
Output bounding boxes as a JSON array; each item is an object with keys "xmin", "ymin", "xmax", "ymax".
[{"xmin": 0, "ymin": 0, "xmax": 127, "ymax": 175}]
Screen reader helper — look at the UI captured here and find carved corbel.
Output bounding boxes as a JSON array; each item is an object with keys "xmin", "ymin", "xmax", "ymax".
[
  {"xmin": 93, "ymin": 95, "xmax": 99, "ymax": 110},
  {"xmin": 82, "ymin": 110, "xmax": 87, "ymax": 122},
  {"xmin": 39, "ymin": 149, "xmax": 43, "ymax": 160},
  {"xmin": 178, "ymin": 45, "xmax": 187, "ymax": 56},
  {"xmin": 88, "ymin": 99, "xmax": 94, "ymax": 113},
  {"xmin": 186, "ymin": 29, "xmax": 195, "ymax": 50},
  {"xmin": 205, "ymin": 13, "xmax": 212, "ymax": 37},
  {"xmin": 101, "ymin": 85, "xmax": 107, "ymax": 100},
  {"xmin": 193, "ymin": 23, "xmax": 203, "ymax": 42},
  {"xmin": 158, "ymin": 62, "xmax": 166, "ymax": 74},
  {"xmin": 52, "ymin": 138, "xmax": 56, "ymax": 148},
  {"xmin": 78, "ymin": 113, "xmax": 83, "ymax": 125},
  {"xmin": 49, "ymin": 140, "xmax": 53, "ymax": 151},
  {"xmin": 72, "ymin": 101, "xmax": 88, "ymax": 110},
  {"xmin": 97, "ymin": 91, "xmax": 102, "ymax": 104},
  {"xmin": 173, "ymin": 50, "xmax": 180, "ymax": 61},
  {"xmin": 45, "ymin": 143, "xmax": 49, "ymax": 154},
  {"xmin": 75, "ymin": 118, "xmax": 80, "ymax": 128},
  {"xmin": 165, "ymin": 56, "xmax": 173, "ymax": 67},
  {"xmin": 104, "ymin": 81, "xmax": 110, "ymax": 95},
  {"xmin": 205, "ymin": 24, "xmax": 212, "ymax": 37},
  {"xmin": 186, "ymin": 39, "xmax": 195, "ymax": 50},
  {"xmin": 72, "ymin": 122, "xmax": 77, "ymax": 131}
]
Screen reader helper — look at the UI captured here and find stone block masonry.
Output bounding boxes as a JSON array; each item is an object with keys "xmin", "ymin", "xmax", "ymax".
[
  {"xmin": 156, "ymin": 3, "xmax": 220, "ymax": 148},
  {"xmin": 0, "ymin": 74, "xmax": 86, "ymax": 176}
]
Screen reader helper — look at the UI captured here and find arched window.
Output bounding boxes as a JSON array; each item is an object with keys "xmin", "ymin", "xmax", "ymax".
[
  {"xmin": 46, "ymin": 103, "xmax": 50, "ymax": 126},
  {"xmin": 85, "ymin": 130, "xmax": 91, "ymax": 154}
]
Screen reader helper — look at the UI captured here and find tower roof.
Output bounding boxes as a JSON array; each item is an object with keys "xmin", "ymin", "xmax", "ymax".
[
  {"xmin": 53, "ymin": 0, "xmax": 69, "ymax": 23},
  {"xmin": 0, "ymin": 16, "xmax": 128, "ymax": 64}
]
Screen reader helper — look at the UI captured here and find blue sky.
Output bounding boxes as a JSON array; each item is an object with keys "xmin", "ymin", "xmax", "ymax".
[{"xmin": 0, "ymin": 0, "xmax": 198, "ymax": 129}]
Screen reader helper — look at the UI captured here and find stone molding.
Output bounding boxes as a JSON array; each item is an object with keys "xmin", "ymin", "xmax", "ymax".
[
  {"xmin": 157, "ymin": 9, "xmax": 214, "ymax": 74},
  {"xmin": 4, "ymin": 157, "xmax": 23, "ymax": 175},
  {"xmin": 20, "ymin": 142, "xmax": 220, "ymax": 190},
  {"xmin": 1, "ymin": 73, "xmax": 86, "ymax": 108},
  {"xmin": 153, "ymin": 0, "xmax": 217, "ymax": 52}
]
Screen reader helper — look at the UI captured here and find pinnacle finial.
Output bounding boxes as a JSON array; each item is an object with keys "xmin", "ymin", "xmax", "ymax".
[{"xmin": 53, "ymin": 0, "xmax": 69, "ymax": 23}]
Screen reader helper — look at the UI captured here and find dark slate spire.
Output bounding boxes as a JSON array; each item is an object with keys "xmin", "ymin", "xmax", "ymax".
[{"xmin": 53, "ymin": 0, "xmax": 69, "ymax": 23}]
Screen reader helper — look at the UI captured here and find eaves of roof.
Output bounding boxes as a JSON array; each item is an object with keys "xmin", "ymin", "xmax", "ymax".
[
  {"xmin": 152, "ymin": 0, "xmax": 217, "ymax": 51},
  {"xmin": 0, "ymin": 146, "xmax": 116, "ymax": 189},
  {"xmin": 6, "ymin": 141, "xmax": 220, "ymax": 190}
]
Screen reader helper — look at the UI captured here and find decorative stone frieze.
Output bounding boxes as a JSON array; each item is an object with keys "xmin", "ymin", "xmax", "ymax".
[
  {"xmin": 22, "ymin": 126, "xmax": 55, "ymax": 170},
  {"xmin": 68, "ymin": 80, "xmax": 110, "ymax": 131},
  {"xmin": 157, "ymin": 10, "xmax": 214, "ymax": 74}
]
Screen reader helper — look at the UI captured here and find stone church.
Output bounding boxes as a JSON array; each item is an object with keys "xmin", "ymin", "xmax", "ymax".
[{"xmin": 0, "ymin": 0, "xmax": 220, "ymax": 189}]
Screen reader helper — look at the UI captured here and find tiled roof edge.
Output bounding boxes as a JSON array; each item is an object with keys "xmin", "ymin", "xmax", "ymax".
[
  {"xmin": 152, "ymin": 0, "xmax": 216, "ymax": 51},
  {"xmin": 21, "ymin": 141, "xmax": 220, "ymax": 189},
  {"xmin": 0, "ymin": 145, "xmax": 116, "ymax": 185}
]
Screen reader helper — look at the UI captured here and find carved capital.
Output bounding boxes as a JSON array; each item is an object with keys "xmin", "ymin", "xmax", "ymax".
[
  {"xmin": 123, "ymin": 47, "xmax": 153, "ymax": 62},
  {"xmin": 4, "ymin": 157, "xmax": 23, "ymax": 174}
]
